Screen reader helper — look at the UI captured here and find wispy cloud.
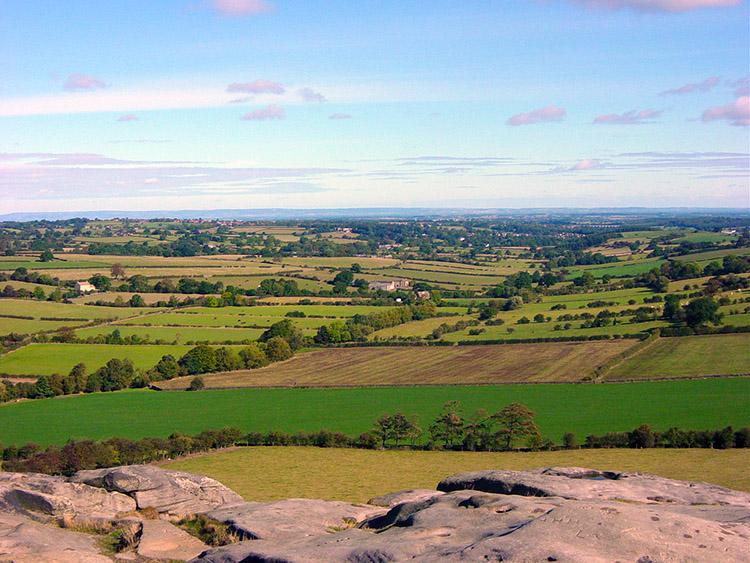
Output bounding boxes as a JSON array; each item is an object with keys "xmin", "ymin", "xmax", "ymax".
[
  {"xmin": 63, "ymin": 73, "xmax": 107, "ymax": 91},
  {"xmin": 702, "ymin": 97, "xmax": 750, "ymax": 126},
  {"xmin": 556, "ymin": 0, "xmax": 742, "ymax": 13},
  {"xmin": 594, "ymin": 109, "xmax": 662, "ymax": 124},
  {"xmin": 727, "ymin": 76, "xmax": 750, "ymax": 98},
  {"xmin": 210, "ymin": 0, "xmax": 276, "ymax": 17},
  {"xmin": 507, "ymin": 105, "xmax": 566, "ymax": 126},
  {"xmin": 226, "ymin": 79, "xmax": 285, "ymax": 95},
  {"xmin": 549, "ymin": 159, "xmax": 605, "ymax": 173},
  {"xmin": 329, "ymin": 113, "xmax": 352, "ymax": 119},
  {"xmin": 240, "ymin": 104, "xmax": 285, "ymax": 121},
  {"xmin": 298, "ymin": 88, "xmax": 327, "ymax": 103},
  {"xmin": 660, "ymin": 76, "xmax": 720, "ymax": 96},
  {"xmin": 117, "ymin": 113, "xmax": 138, "ymax": 122}
]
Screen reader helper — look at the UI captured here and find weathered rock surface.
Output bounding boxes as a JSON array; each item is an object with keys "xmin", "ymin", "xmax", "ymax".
[
  {"xmin": 437, "ymin": 466, "xmax": 750, "ymax": 506},
  {"xmin": 192, "ymin": 467, "xmax": 750, "ymax": 563},
  {"xmin": 137, "ymin": 519, "xmax": 210, "ymax": 561},
  {"xmin": 0, "ymin": 465, "xmax": 748, "ymax": 562},
  {"xmin": 206, "ymin": 498, "xmax": 387, "ymax": 540},
  {"xmin": 0, "ymin": 471, "xmax": 136, "ymax": 520},
  {"xmin": 71, "ymin": 465, "xmax": 244, "ymax": 516},
  {"xmin": 368, "ymin": 488, "xmax": 444, "ymax": 508},
  {"xmin": 0, "ymin": 511, "xmax": 112, "ymax": 563}
]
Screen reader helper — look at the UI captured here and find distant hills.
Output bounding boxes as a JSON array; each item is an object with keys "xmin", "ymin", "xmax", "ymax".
[{"xmin": 1, "ymin": 207, "xmax": 747, "ymax": 221}]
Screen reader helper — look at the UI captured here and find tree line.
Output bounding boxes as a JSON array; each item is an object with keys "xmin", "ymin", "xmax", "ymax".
[{"xmin": 2, "ymin": 405, "xmax": 747, "ymax": 476}]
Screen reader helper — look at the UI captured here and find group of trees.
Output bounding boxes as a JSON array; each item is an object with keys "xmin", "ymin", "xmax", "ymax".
[{"xmin": 372, "ymin": 402, "xmax": 543, "ymax": 451}]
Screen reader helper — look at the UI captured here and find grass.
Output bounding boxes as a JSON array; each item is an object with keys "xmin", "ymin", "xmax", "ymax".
[
  {"xmin": 1, "ymin": 378, "xmax": 747, "ymax": 447},
  {"xmin": 606, "ymin": 334, "xmax": 750, "ymax": 380},
  {"xmin": 74, "ymin": 324, "xmax": 265, "ymax": 343},
  {"xmin": 0, "ymin": 343, "xmax": 197, "ymax": 376},
  {"xmin": 0, "ymin": 318, "xmax": 92, "ymax": 335},
  {"xmin": 160, "ymin": 447, "xmax": 750, "ymax": 502},
  {"xmin": 156, "ymin": 341, "xmax": 637, "ymax": 389},
  {"xmin": 0, "ymin": 299, "xmax": 153, "ymax": 320}
]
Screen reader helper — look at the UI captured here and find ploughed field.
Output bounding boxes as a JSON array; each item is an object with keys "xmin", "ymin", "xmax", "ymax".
[
  {"xmin": 156, "ymin": 340, "xmax": 637, "ymax": 389},
  {"xmin": 1, "ymin": 377, "xmax": 747, "ymax": 448},
  {"xmin": 160, "ymin": 446, "xmax": 750, "ymax": 502}
]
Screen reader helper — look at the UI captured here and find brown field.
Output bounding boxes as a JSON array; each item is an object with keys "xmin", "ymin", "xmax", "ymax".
[
  {"xmin": 155, "ymin": 340, "xmax": 636, "ymax": 389},
  {"xmin": 159, "ymin": 446, "xmax": 750, "ymax": 502}
]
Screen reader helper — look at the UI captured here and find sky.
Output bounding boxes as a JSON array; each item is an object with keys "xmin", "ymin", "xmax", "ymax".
[{"xmin": 1, "ymin": 0, "xmax": 748, "ymax": 214}]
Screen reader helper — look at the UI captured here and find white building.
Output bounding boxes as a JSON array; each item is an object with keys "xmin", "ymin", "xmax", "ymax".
[
  {"xmin": 368, "ymin": 279, "xmax": 410, "ymax": 292},
  {"xmin": 75, "ymin": 281, "xmax": 96, "ymax": 293}
]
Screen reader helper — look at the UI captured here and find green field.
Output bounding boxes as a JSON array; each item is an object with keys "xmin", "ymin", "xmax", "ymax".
[
  {"xmin": 1, "ymin": 378, "xmax": 747, "ymax": 447},
  {"xmin": 161, "ymin": 447, "xmax": 750, "ymax": 502},
  {"xmin": 0, "ymin": 343, "xmax": 196, "ymax": 376},
  {"xmin": 74, "ymin": 324, "xmax": 265, "ymax": 343},
  {"xmin": 607, "ymin": 334, "xmax": 750, "ymax": 380},
  {"xmin": 0, "ymin": 299, "xmax": 153, "ymax": 320}
]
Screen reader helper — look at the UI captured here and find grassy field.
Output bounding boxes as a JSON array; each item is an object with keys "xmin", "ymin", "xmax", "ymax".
[
  {"xmin": 1, "ymin": 378, "xmax": 747, "ymax": 447},
  {"xmin": 160, "ymin": 447, "xmax": 750, "ymax": 502},
  {"xmin": 74, "ymin": 324, "xmax": 265, "ymax": 343},
  {"xmin": 155, "ymin": 341, "xmax": 637, "ymax": 389},
  {"xmin": 607, "ymin": 334, "xmax": 750, "ymax": 380},
  {"xmin": 0, "ymin": 343, "xmax": 196, "ymax": 376},
  {"xmin": 0, "ymin": 299, "xmax": 153, "ymax": 320}
]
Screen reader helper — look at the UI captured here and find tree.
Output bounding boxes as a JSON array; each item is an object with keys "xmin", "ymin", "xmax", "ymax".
[
  {"xmin": 684, "ymin": 297, "xmax": 722, "ymax": 327},
  {"xmin": 178, "ymin": 345, "xmax": 217, "ymax": 375},
  {"xmin": 128, "ymin": 294, "xmax": 145, "ymax": 307},
  {"xmin": 239, "ymin": 343, "xmax": 269, "ymax": 369},
  {"xmin": 492, "ymin": 402, "xmax": 539, "ymax": 450},
  {"xmin": 39, "ymin": 249, "xmax": 54, "ymax": 262},
  {"xmin": 391, "ymin": 412, "xmax": 421, "ymax": 446},
  {"xmin": 562, "ymin": 431, "xmax": 577, "ymax": 449},
  {"xmin": 264, "ymin": 337, "xmax": 293, "ymax": 362},
  {"xmin": 215, "ymin": 347, "xmax": 242, "ymax": 371},
  {"xmin": 662, "ymin": 294, "xmax": 681, "ymax": 320},
  {"xmin": 429, "ymin": 401, "xmax": 464, "ymax": 448},
  {"xmin": 110, "ymin": 263, "xmax": 126, "ymax": 280},
  {"xmin": 88, "ymin": 273, "xmax": 111, "ymax": 291},
  {"xmin": 187, "ymin": 377, "xmax": 205, "ymax": 391},
  {"xmin": 373, "ymin": 414, "xmax": 395, "ymax": 447}
]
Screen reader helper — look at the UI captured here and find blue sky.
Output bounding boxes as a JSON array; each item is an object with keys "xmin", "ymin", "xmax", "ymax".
[{"xmin": 1, "ymin": 0, "xmax": 748, "ymax": 213}]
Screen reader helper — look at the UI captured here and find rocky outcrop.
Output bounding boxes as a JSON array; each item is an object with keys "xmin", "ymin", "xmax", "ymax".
[
  {"xmin": 71, "ymin": 465, "xmax": 244, "ymax": 516},
  {"xmin": 436, "ymin": 466, "xmax": 750, "ymax": 506},
  {"xmin": 193, "ymin": 467, "xmax": 750, "ymax": 563},
  {"xmin": 0, "ymin": 471, "xmax": 136, "ymax": 520},
  {"xmin": 206, "ymin": 498, "xmax": 387, "ymax": 541},
  {"xmin": 0, "ymin": 511, "xmax": 112, "ymax": 563},
  {"xmin": 0, "ymin": 465, "xmax": 748, "ymax": 562}
]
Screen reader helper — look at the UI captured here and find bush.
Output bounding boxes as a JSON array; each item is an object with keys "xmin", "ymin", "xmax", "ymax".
[{"xmin": 187, "ymin": 377, "xmax": 205, "ymax": 391}]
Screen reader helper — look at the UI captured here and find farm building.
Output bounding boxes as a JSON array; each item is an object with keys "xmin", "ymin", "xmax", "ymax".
[
  {"xmin": 368, "ymin": 279, "xmax": 410, "ymax": 292},
  {"xmin": 74, "ymin": 281, "xmax": 96, "ymax": 293}
]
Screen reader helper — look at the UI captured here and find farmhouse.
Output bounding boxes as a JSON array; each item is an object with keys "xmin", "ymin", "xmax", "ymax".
[
  {"xmin": 368, "ymin": 279, "xmax": 410, "ymax": 292},
  {"xmin": 74, "ymin": 281, "xmax": 96, "ymax": 293}
]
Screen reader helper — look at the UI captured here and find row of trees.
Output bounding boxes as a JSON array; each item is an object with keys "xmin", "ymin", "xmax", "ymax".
[{"xmin": 4, "ymin": 417, "xmax": 748, "ymax": 476}]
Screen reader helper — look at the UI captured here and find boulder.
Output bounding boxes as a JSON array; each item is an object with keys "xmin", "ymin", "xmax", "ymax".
[
  {"xmin": 0, "ymin": 471, "xmax": 136, "ymax": 520},
  {"xmin": 0, "ymin": 511, "xmax": 112, "ymax": 563},
  {"xmin": 206, "ymin": 498, "xmax": 387, "ymax": 541},
  {"xmin": 136, "ymin": 519, "xmax": 210, "ymax": 561},
  {"xmin": 437, "ymin": 466, "xmax": 750, "ymax": 506},
  {"xmin": 71, "ymin": 465, "xmax": 244, "ymax": 516}
]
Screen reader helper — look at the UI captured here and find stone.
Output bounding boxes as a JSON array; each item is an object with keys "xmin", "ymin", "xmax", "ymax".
[
  {"xmin": 436, "ymin": 466, "xmax": 750, "ymax": 506},
  {"xmin": 136, "ymin": 519, "xmax": 210, "ymax": 561},
  {"xmin": 192, "ymin": 467, "xmax": 750, "ymax": 563},
  {"xmin": 71, "ymin": 465, "xmax": 244, "ymax": 516},
  {"xmin": 0, "ymin": 511, "xmax": 112, "ymax": 563},
  {"xmin": 367, "ymin": 489, "xmax": 444, "ymax": 508},
  {"xmin": 0, "ymin": 471, "xmax": 136, "ymax": 520},
  {"xmin": 206, "ymin": 498, "xmax": 387, "ymax": 541}
]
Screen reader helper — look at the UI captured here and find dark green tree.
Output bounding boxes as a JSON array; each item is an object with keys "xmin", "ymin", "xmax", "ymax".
[{"xmin": 492, "ymin": 402, "xmax": 539, "ymax": 450}]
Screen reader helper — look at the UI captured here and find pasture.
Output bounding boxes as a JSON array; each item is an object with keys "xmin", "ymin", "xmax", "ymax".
[
  {"xmin": 1, "ymin": 378, "xmax": 747, "ymax": 447},
  {"xmin": 161, "ymin": 447, "xmax": 750, "ymax": 502},
  {"xmin": 0, "ymin": 343, "xmax": 196, "ymax": 376}
]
